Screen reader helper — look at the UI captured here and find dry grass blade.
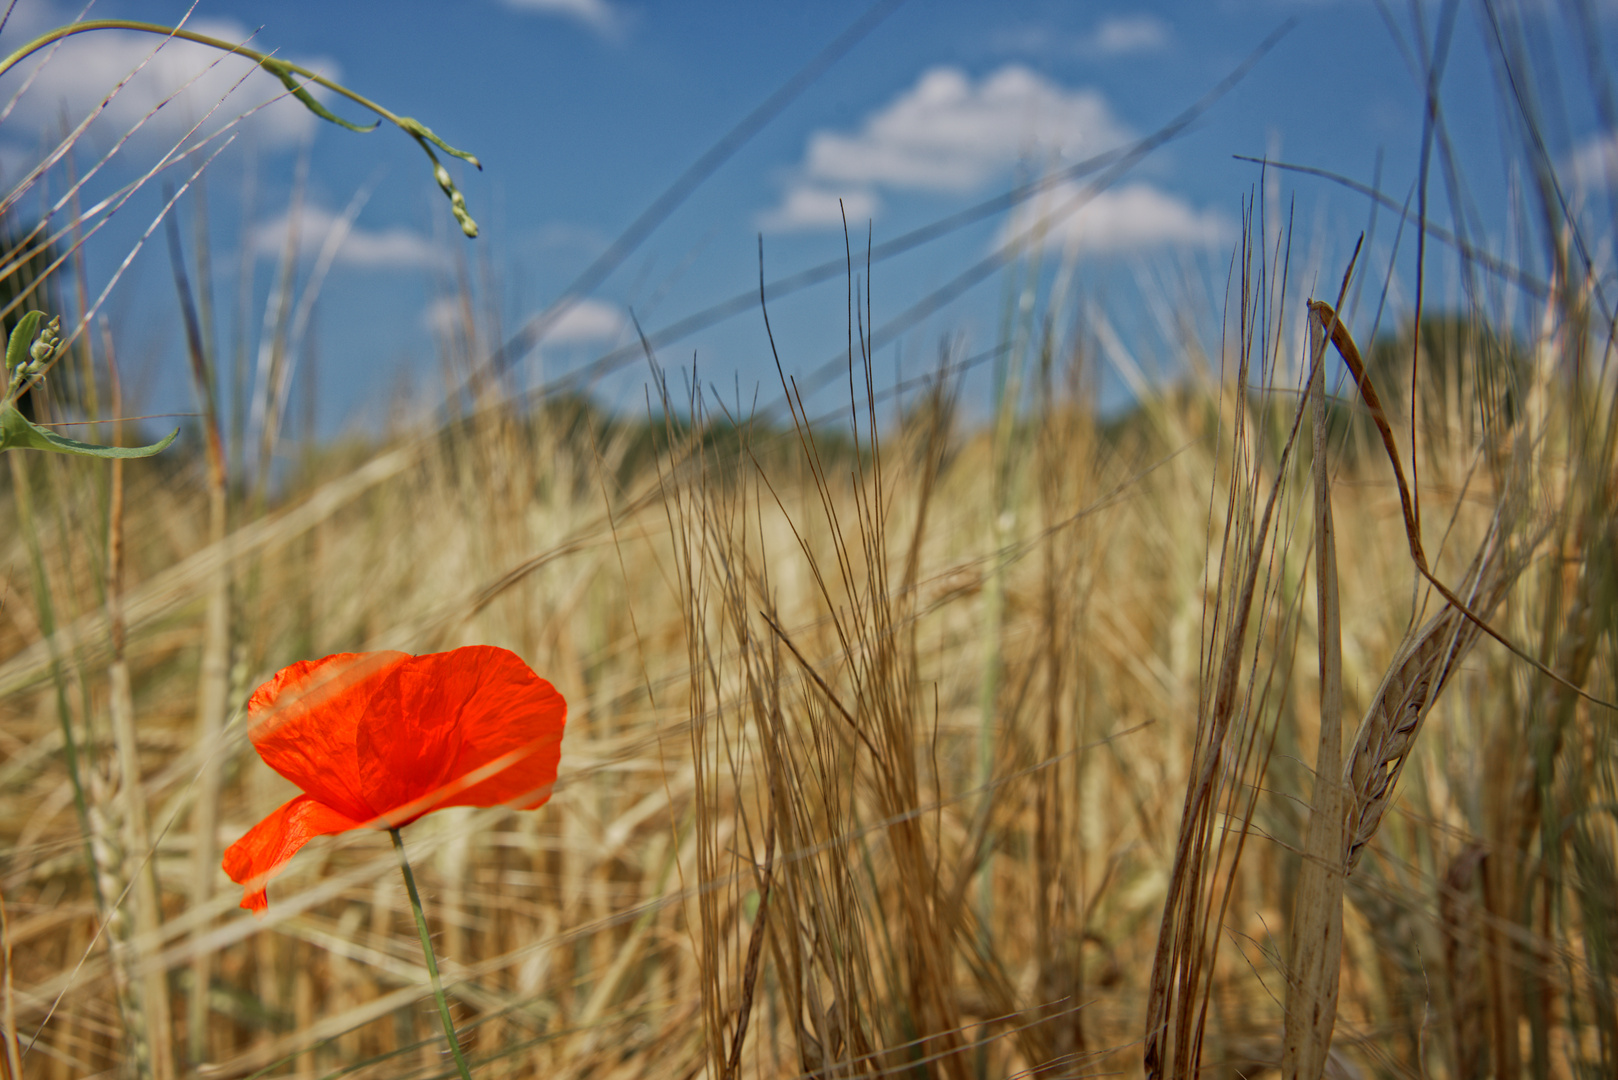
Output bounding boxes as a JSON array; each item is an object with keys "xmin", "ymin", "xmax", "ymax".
[
  {"xmin": 105, "ymin": 331, "xmax": 176, "ymax": 1080},
  {"xmin": 0, "ymin": 440, "xmax": 423, "ymax": 698},
  {"xmin": 0, "ymin": 884, "xmax": 20, "ymax": 1080},
  {"xmin": 166, "ymin": 192, "xmax": 232, "ymax": 1070},
  {"xmin": 1280, "ymin": 302, "xmax": 1347, "ymax": 1080},
  {"xmin": 724, "ymin": 816, "xmax": 773, "ymax": 1078},
  {"xmin": 1439, "ymin": 843, "xmax": 1488, "ymax": 1080},
  {"xmin": 1145, "ymin": 196, "xmax": 1306, "ymax": 1080},
  {"xmin": 759, "ymin": 611, "xmax": 880, "ymax": 761}
]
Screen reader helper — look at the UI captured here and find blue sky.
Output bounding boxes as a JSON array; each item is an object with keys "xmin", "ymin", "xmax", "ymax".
[{"xmin": 1, "ymin": 0, "xmax": 1614, "ymax": 446}]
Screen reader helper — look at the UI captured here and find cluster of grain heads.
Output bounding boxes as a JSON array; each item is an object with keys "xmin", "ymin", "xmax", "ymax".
[{"xmin": 1141, "ymin": 222, "xmax": 1549, "ymax": 1079}]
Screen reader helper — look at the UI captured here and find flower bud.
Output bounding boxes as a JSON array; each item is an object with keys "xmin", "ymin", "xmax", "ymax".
[
  {"xmin": 432, "ymin": 163, "xmax": 478, "ymax": 237},
  {"xmin": 14, "ymin": 315, "xmax": 61, "ymax": 377},
  {"xmin": 28, "ymin": 316, "xmax": 60, "ymax": 365}
]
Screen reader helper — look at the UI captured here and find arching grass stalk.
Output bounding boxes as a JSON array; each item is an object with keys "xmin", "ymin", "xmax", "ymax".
[
  {"xmin": 0, "ymin": 20, "xmax": 483, "ymax": 237},
  {"xmin": 389, "ymin": 828, "xmax": 475, "ymax": 1080}
]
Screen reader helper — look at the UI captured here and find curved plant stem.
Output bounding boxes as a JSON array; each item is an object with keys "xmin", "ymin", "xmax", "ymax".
[
  {"xmin": 0, "ymin": 22, "xmax": 413, "ymax": 139},
  {"xmin": 0, "ymin": 21, "xmax": 482, "ymax": 235},
  {"xmin": 390, "ymin": 828, "xmax": 475, "ymax": 1080}
]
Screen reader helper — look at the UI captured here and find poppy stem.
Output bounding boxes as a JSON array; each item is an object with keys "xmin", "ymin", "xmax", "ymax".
[{"xmin": 390, "ymin": 827, "xmax": 475, "ymax": 1080}]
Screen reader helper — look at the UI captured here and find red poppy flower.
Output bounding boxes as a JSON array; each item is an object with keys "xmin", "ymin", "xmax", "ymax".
[{"xmin": 222, "ymin": 645, "xmax": 566, "ymax": 913}]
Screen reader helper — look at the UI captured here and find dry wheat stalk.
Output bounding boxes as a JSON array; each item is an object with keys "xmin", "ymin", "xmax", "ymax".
[
  {"xmin": 1305, "ymin": 299, "xmax": 1519, "ymax": 877},
  {"xmin": 1440, "ymin": 843, "xmax": 1489, "ymax": 1080},
  {"xmin": 106, "ymin": 322, "xmax": 175, "ymax": 1080},
  {"xmin": 1281, "ymin": 302, "xmax": 1347, "ymax": 1080},
  {"xmin": 1277, "ymin": 284, "xmax": 1520, "ymax": 1080}
]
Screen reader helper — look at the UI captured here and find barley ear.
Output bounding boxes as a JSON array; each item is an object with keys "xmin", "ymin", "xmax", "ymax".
[{"xmin": 1344, "ymin": 605, "xmax": 1477, "ymax": 872}]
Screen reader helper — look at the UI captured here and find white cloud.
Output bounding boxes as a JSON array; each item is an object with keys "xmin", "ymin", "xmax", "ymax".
[
  {"xmin": 0, "ymin": 14, "xmax": 342, "ymax": 152},
  {"xmin": 806, "ymin": 66, "xmax": 1129, "ymax": 193},
  {"xmin": 758, "ymin": 186, "xmax": 879, "ymax": 232},
  {"xmin": 251, "ymin": 205, "xmax": 438, "ymax": 268},
  {"xmin": 762, "ymin": 65, "xmax": 1131, "ymax": 230},
  {"xmin": 1567, "ymin": 129, "xmax": 1618, "ymax": 192},
  {"xmin": 544, "ymin": 298, "xmax": 628, "ymax": 345},
  {"xmin": 499, "ymin": 0, "xmax": 624, "ymax": 36},
  {"xmin": 994, "ymin": 181, "xmax": 1231, "ymax": 255},
  {"xmin": 1086, "ymin": 15, "xmax": 1171, "ymax": 56},
  {"xmin": 423, "ymin": 297, "xmax": 625, "ymax": 348},
  {"xmin": 990, "ymin": 16, "xmax": 1172, "ymax": 60},
  {"xmin": 423, "ymin": 296, "xmax": 466, "ymax": 338},
  {"xmin": 0, "ymin": 1, "xmax": 100, "ymax": 48}
]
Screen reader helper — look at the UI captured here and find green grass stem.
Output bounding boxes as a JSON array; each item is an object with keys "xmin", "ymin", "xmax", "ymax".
[{"xmin": 390, "ymin": 827, "xmax": 475, "ymax": 1080}]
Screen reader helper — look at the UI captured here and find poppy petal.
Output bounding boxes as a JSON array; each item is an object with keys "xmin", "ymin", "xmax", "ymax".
[
  {"xmin": 352, "ymin": 646, "xmax": 567, "ymax": 821},
  {"xmin": 350, "ymin": 654, "xmax": 468, "ymax": 820},
  {"xmin": 222, "ymin": 794, "xmax": 366, "ymax": 914},
  {"xmin": 248, "ymin": 652, "xmax": 408, "ymax": 823},
  {"xmin": 439, "ymin": 647, "xmax": 567, "ymax": 811}
]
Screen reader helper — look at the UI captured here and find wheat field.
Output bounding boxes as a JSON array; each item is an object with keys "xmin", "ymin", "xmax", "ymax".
[{"xmin": 1, "ymin": 9, "xmax": 1616, "ymax": 1080}]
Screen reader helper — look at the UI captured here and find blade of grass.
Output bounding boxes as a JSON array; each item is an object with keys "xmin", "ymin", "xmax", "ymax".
[
  {"xmin": 165, "ymin": 195, "xmax": 232, "ymax": 1069},
  {"xmin": 1280, "ymin": 301, "xmax": 1347, "ymax": 1080},
  {"xmin": 0, "ymin": 883, "xmax": 20, "ymax": 1080},
  {"xmin": 104, "ymin": 324, "xmax": 176, "ymax": 1080}
]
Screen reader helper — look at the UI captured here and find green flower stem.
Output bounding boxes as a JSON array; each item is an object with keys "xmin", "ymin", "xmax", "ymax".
[
  {"xmin": 0, "ymin": 21, "xmax": 482, "ymax": 235},
  {"xmin": 390, "ymin": 828, "xmax": 474, "ymax": 1080},
  {"xmin": 0, "ymin": 22, "xmax": 393, "ymax": 133}
]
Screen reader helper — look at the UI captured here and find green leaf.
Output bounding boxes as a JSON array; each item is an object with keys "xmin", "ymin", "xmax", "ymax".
[
  {"xmin": 0, "ymin": 405, "xmax": 177, "ymax": 458},
  {"xmin": 5, "ymin": 311, "xmax": 43, "ymax": 373},
  {"xmin": 260, "ymin": 58, "xmax": 379, "ymax": 134}
]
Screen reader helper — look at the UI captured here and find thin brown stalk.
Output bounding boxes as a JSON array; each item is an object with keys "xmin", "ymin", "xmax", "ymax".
[
  {"xmin": 725, "ymin": 815, "xmax": 774, "ymax": 1078},
  {"xmin": 1311, "ymin": 299, "xmax": 1608, "ymax": 710},
  {"xmin": 1146, "ymin": 199, "xmax": 1305, "ymax": 1080},
  {"xmin": 1280, "ymin": 302, "xmax": 1347, "ymax": 1080},
  {"xmin": 104, "ymin": 326, "xmax": 175, "ymax": 1080},
  {"xmin": 760, "ymin": 612, "xmax": 880, "ymax": 762},
  {"xmin": 1440, "ymin": 844, "xmax": 1489, "ymax": 1080},
  {"xmin": 0, "ymin": 883, "xmax": 20, "ymax": 1080},
  {"xmin": 165, "ymin": 200, "xmax": 230, "ymax": 1069}
]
